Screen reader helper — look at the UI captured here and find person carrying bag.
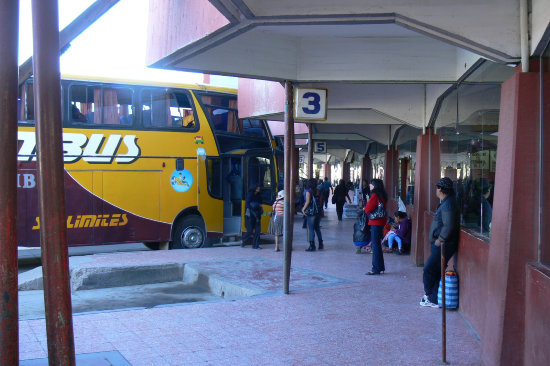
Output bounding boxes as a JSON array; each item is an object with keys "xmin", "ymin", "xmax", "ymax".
[
  {"xmin": 268, "ymin": 190, "xmax": 285, "ymax": 251},
  {"xmin": 302, "ymin": 178, "xmax": 324, "ymax": 251}
]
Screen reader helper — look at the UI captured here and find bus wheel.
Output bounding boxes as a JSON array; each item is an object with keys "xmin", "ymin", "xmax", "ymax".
[{"xmin": 171, "ymin": 215, "xmax": 205, "ymax": 249}]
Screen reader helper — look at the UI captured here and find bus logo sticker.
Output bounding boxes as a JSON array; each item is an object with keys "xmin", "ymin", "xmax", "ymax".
[
  {"xmin": 170, "ymin": 169, "xmax": 193, "ymax": 193},
  {"xmin": 194, "ymin": 136, "xmax": 204, "ymax": 144}
]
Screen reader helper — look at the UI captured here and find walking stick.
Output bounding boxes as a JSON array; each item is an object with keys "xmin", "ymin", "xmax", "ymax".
[{"xmin": 441, "ymin": 241, "xmax": 447, "ymax": 364}]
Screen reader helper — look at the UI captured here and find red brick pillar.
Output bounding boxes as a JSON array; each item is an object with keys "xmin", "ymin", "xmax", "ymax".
[
  {"xmin": 399, "ymin": 157, "xmax": 409, "ymax": 202},
  {"xmin": 362, "ymin": 154, "xmax": 372, "ymax": 183},
  {"xmin": 324, "ymin": 163, "xmax": 331, "ymax": 181},
  {"xmin": 342, "ymin": 161, "xmax": 350, "ymax": 182},
  {"xmin": 410, "ymin": 128, "xmax": 440, "ymax": 265},
  {"xmin": 482, "ymin": 65, "xmax": 547, "ymax": 366},
  {"xmin": 384, "ymin": 146, "xmax": 399, "ymax": 201}
]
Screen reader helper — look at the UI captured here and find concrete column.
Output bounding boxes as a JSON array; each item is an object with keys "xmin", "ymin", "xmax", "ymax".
[
  {"xmin": 410, "ymin": 129, "xmax": 440, "ymax": 266},
  {"xmin": 482, "ymin": 65, "xmax": 548, "ymax": 366},
  {"xmin": 384, "ymin": 146, "xmax": 399, "ymax": 200}
]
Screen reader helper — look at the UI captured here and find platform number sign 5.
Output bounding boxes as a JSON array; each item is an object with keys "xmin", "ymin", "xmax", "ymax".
[
  {"xmin": 294, "ymin": 87, "xmax": 327, "ymax": 121},
  {"xmin": 314, "ymin": 141, "xmax": 327, "ymax": 153}
]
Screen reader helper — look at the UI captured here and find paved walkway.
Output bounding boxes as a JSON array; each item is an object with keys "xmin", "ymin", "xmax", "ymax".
[{"xmin": 19, "ymin": 205, "xmax": 482, "ymax": 365}]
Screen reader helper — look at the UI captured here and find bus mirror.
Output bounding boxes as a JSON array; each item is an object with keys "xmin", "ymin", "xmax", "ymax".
[{"xmin": 176, "ymin": 158, "xmax": 184, "ymax": 171}]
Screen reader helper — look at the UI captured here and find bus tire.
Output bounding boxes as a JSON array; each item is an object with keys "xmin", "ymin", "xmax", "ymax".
[{"xmin": 171, "ymin": 215, "xmax": 205, "ymax": 249}]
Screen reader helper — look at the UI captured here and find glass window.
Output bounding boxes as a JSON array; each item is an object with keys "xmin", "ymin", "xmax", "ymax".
[
  {"xmin": 434, "ymin": 61, "xmax": 514, "ymax": 238},
  {"xmin": 141, "ymin": 89, "xmax": 195, "ymax": 129},
  {"xmin": 69, "ymin": 84, "xmax": 134, "ymax": 126},
  {"xmin": 206, "ymin": 158, "xmax": 222, "ymax": 199},
  {"xmin": 248, "ymin": 156, "xmax": 274, "ymax": 203},
  {"xmin": 369, "ymin": 142, "xmax": 386, "ymax": 180},
  {"xmin": 395, "ymin": 126, "xmax": 421, "ymax": 205}
]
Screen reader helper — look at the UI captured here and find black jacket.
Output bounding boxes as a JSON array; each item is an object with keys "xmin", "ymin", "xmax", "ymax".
[
  {"xmin": 429, "ymin": 195, "xmax": 460, "ymax": 244},
  {"xmin": 333, "ymin": 184, "xmax": 350, "ymax": 203}
]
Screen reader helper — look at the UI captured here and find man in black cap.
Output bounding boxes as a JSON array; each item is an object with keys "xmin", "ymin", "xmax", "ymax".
[{"xmin": 420, "ymin": 177, "xmax": 460, "ymax": 308}]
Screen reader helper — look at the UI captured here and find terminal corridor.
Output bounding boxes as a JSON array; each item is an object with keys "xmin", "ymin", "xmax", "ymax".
[{"xmin": 19, "ymin": 204, "xmax": 481, "ymax": 365}]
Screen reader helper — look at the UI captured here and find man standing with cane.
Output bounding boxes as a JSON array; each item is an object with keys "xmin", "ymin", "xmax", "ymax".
[{"xmin": 420, "ymin": 177, "xmax": 460, "ymax": 308}]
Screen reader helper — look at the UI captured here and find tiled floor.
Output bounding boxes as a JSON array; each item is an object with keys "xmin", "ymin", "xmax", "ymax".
[{"xmin": 19, "ymin": 204, "xmax": 482, "ymax": 365}]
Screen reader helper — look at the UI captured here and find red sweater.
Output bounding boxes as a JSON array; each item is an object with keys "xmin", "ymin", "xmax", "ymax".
[{"xmin": 364, "ymin": 193, "xmax": 387, "ymax": 226}]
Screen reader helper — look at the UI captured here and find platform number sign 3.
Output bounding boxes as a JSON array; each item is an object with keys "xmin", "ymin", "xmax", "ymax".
[{"xmin": 294, "ymin": 87, "xmax": 327, "ymax": 121}]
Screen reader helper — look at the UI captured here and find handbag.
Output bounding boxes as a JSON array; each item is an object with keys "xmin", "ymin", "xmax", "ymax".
[
  {"xmin": 367, "ymin": 200, "xmax": 386, "ymax": 220},
  {"xmin": 331, "ymin": 195, "xmax": 336, "ymax": 204},
  {"xmin": 359, "ymin": 211, "xmax": 369, "ymax": 232},
  {"xmin": 304, "ymin": 196, "xmax": 319, "ymax": 216}
]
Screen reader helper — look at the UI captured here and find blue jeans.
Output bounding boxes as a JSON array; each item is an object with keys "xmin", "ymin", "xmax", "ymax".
[
  {"xmin": 423, "ymin": 241, "xmax": 458, "ymax": 303},
  {"xmin": 307, "ymin": 214, "xmax": 323, "ymax": 243},
  {"xmin": 388, "ymin": 233, "xmax": 402, "ymax": 250},
  {"xmin": 370, "ymin": 224, "xmax": 385, "ymax": 273}
]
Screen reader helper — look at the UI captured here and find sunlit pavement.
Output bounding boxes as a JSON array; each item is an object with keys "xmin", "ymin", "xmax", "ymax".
[{"xmin": 19, "ymin": 204, "xmax": 482, "ymax": 366}]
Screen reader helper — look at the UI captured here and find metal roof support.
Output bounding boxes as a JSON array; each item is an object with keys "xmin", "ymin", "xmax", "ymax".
[
  {"xmin": 31, "ymin": 0, "xmax": 76, "ymax": 364},
  {"xmin": 0, "ymin": 1, "xmax": 20, "ymax": 364},
  {"xmin": 308, "ymin": 123, "xmax": 313, "ymax": 178},
  {"xmin": 283, "ymin": 81, "xmax": 295, "ymax": 294}
]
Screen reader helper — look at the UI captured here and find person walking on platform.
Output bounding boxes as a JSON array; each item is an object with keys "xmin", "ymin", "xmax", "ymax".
[
  {"xmin": 333, "ymin": 179, "xmax": 351, "ymax": 221},
  {"xmin": 420, "ymin": 177, "xmax": 460, "ymax": 308},
  {"xmin": 321, "ymin": 177, "xmax": 333, "ymax": 209},
  {"xmin": 302, "ymin": 178, "xmax": 324, "ymax": 251},
  {"xmin": 242, "ymin": 185, "xmax": 263, "ymax": 249},
  {"xmin": 268, "ymin": 190, "xmax": 285, "ymax": 251},
  {"xmin": 364, "ymin": 179, "xmax": 388, "ymax": 275}
]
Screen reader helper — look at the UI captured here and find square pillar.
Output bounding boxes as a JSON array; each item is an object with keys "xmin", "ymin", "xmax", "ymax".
[
  {"xmin": 482, "ymin": 65, "xmax": 548, "ymax": 366},
  {"xmin": 324, "ymin": 163, "xmax": 331, "ymax": 181},
  {"xmin": 342, "ymin": 161, "xmax": 350, "ymax": 182},
  {"xmin": 384, "ymin": 146, "xmax": 399, "ymax": 200},
  {"xmin": 362, "ymin": 154, "xmax": 372, "ymax": 183},
  {"xmin": 410, "ymin": 129, "xmax": 440, "ymax": 265}
]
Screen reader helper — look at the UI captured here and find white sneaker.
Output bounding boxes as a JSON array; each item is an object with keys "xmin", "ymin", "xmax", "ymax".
[{"xmin": 420, "ymin": 295, "xmax": 440, "ymax": 308}]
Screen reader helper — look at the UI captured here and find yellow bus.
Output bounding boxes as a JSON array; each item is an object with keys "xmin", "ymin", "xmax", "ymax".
[{"xmin": 17, "ymin": 75, "xmax": 279, "ymax": 249}]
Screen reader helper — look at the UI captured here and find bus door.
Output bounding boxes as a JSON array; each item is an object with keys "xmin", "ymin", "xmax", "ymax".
[
  {"xmin": 243, "ymin": 151, "xmax": 276, "ymax": 233},
  {"xmin": 221, "ymin": 155, "xmax": 243, "ymax": 236}
]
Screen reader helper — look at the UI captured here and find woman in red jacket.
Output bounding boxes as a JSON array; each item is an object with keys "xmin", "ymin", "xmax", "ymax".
[{"xmin": 364, "ymin": 179, "xmax": 388, "ymax": 275}]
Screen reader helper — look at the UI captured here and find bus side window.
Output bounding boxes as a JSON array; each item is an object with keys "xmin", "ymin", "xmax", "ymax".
[
  {"xmin": 242, "ymin": 119, "xmax": 266, "ymax": 137},
  {"xmin": 19, "ymin": 82, "xmax": 35, "ymax": 122},
  {"xmin": 142, "ymin": 89, "xmax": 196, "ymax": 130},
  {"xmin": 69, "ymin": 84, "xmax": 134, "ymax": 126},
  {"xmin": 200, "ymin": 94, "xmax": 239, "ymax": 133},
  {"xmin": 142, "ymin": 89, "xmax": 168, "ymax": 128}
]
